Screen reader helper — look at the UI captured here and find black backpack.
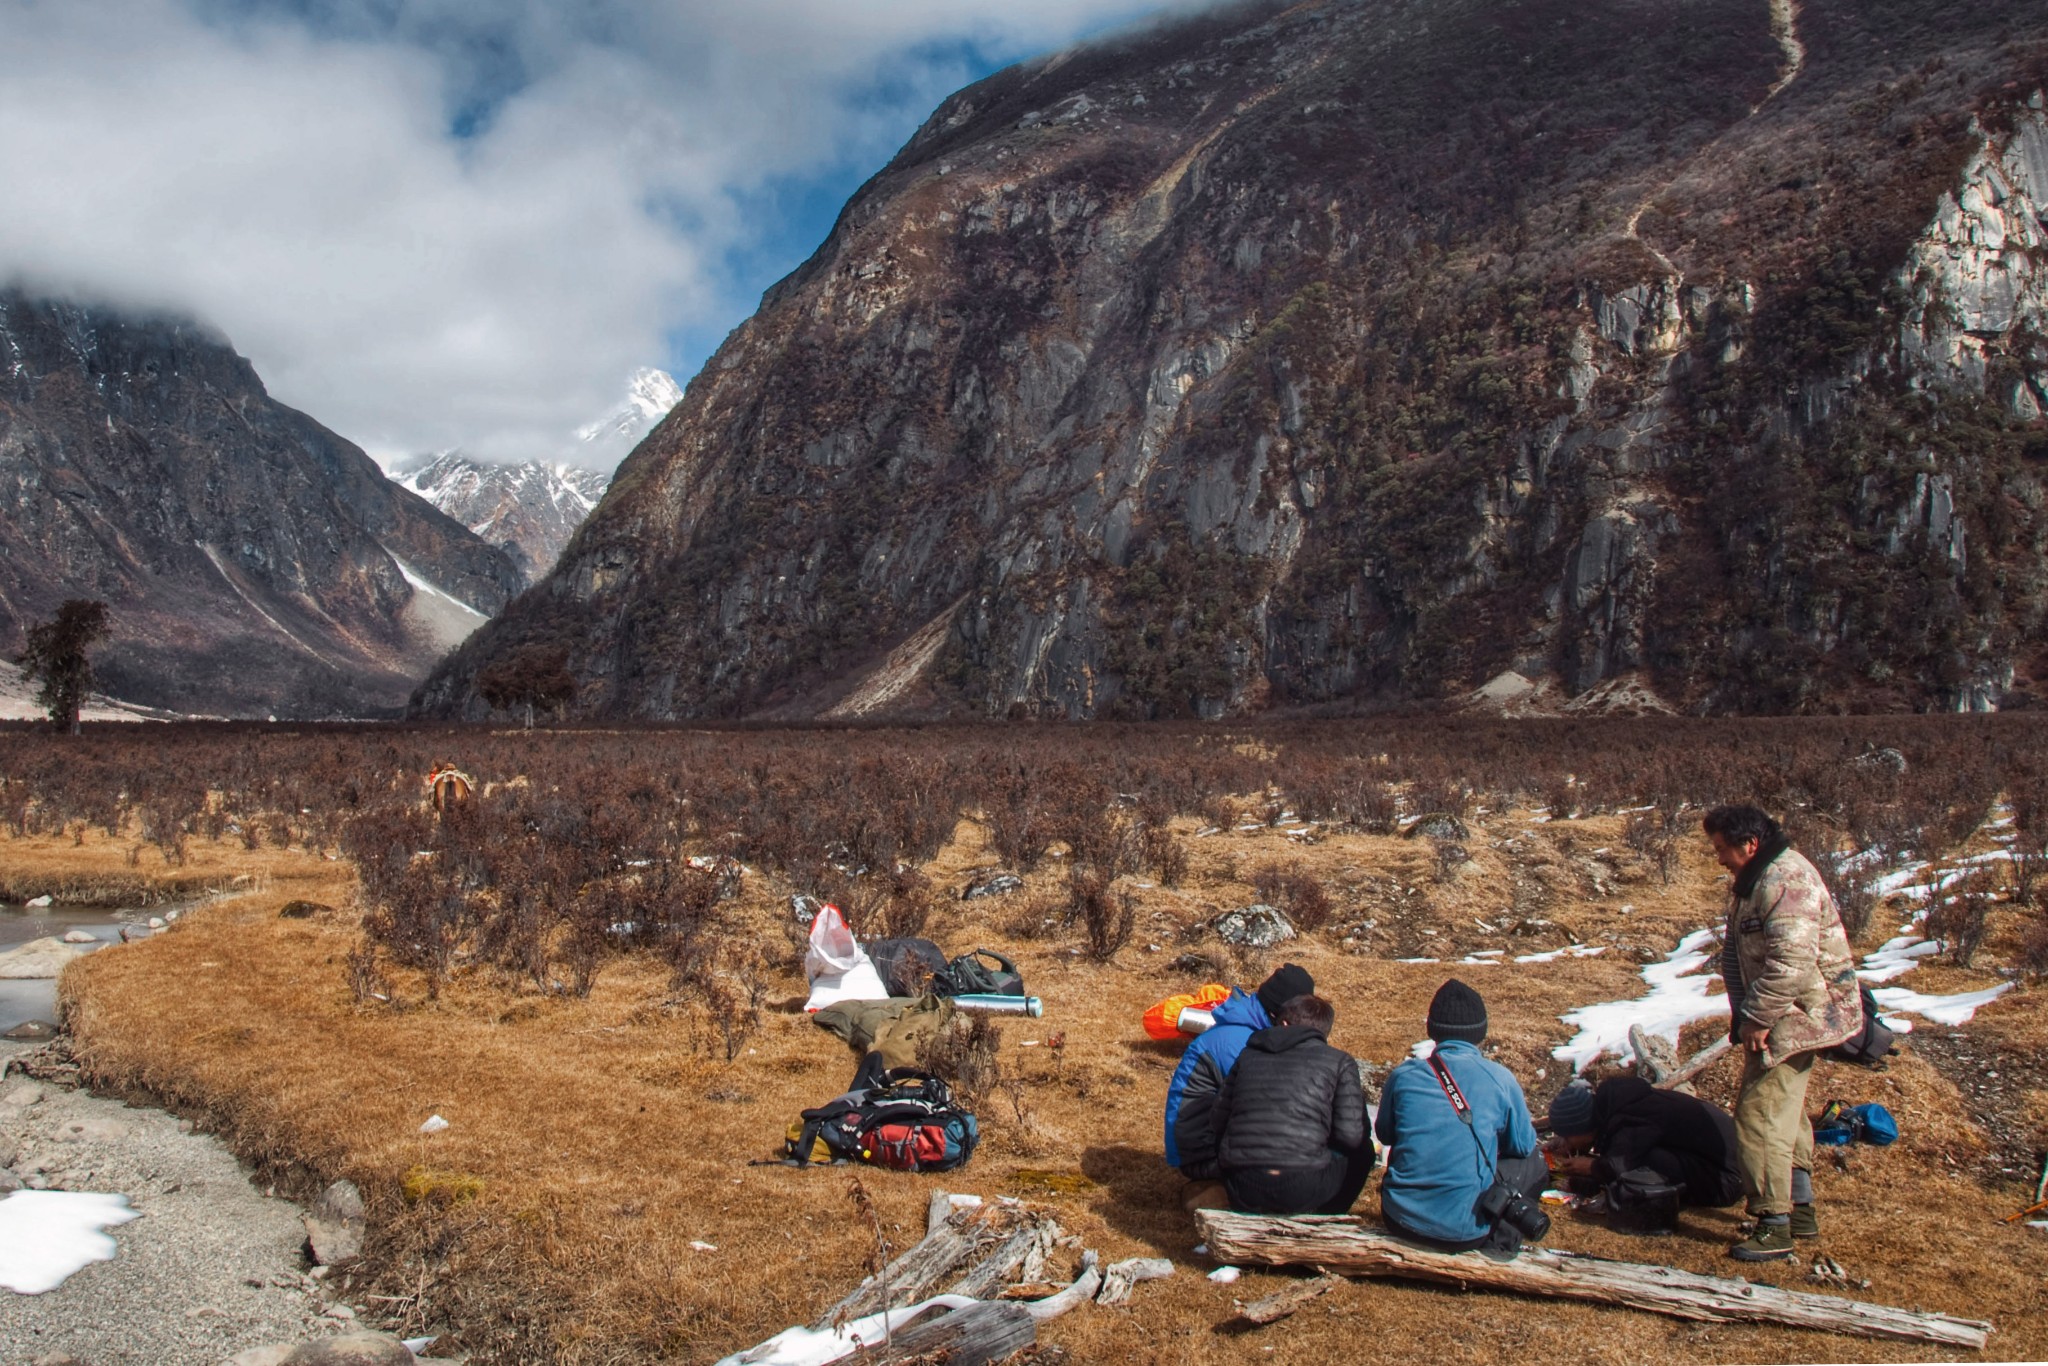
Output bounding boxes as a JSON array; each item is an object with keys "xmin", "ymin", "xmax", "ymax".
[
  {"xmin": 1829, "ymin": 986, "xmax": 1897, "ymax": 1068},
  {"xmin": 929, "ymin": 949, "xmax": 1024, "ymax": 997},
  {"xmin": 864, "ymin": 937, "xmax": 949, "ymax": 998},
  {"xmin": 785, "ymin": 1067, "xmax": 980, "ymax": 1172},
  {"xmin": 1605, "ymin": 1166, "xmax": 1682, "ymax": 1235}
]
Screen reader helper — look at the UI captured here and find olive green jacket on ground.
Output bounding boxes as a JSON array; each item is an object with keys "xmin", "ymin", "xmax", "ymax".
[{"xmin": 1723, "ymin": 846, "xmax": 1863, "ymax": 1069}]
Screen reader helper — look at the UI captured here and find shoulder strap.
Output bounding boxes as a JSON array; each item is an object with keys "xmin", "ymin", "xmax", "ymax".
[{"xmin": 1425, "ymin": 1050, "xmax": 1474, "ymax": 1127}]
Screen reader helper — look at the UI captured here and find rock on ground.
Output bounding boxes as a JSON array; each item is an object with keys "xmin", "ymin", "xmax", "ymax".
[{"xmin": 0, "ymin": 1041, "xmax": 372, "ymax": 1365}]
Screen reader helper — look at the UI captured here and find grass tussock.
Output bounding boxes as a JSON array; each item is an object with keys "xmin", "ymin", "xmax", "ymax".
[{"xmin": 6, "ymin": 717, "xmax": 2044, "ymax": 1363}]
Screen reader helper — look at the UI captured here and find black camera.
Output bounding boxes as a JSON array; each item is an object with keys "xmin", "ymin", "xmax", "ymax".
[{"xmin": 1475, "ymin": 1181, "xmax": 1551, "ymax": 1241}]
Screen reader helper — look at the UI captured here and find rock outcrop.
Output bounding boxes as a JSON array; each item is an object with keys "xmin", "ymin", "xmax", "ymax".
[
  {"xmin": 0, "ymin": 291, "xmax": 524, "ymax": 717},
  {"xmin": 424, "ymin": 0, "xmax": 2048, "ymax": 721}
]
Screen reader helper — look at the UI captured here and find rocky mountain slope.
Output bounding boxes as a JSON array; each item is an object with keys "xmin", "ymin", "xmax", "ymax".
[
  {"xmin": 0, "ymin": 290, "xmax": 524, "ymax": 718},
  {"xmin": 391, "ymin": 452, "xmax": 612, "ymax": 580},
  {"xmin": 422, "ymin": 0, "xmax": 2048, "ymax": 722}
]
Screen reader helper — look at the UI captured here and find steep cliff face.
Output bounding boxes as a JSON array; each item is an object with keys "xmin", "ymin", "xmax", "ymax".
[
  {"xmin": 424, "ymin": 0, "xmax": 2048, "ymax": 722},
  {"xmin": 0, "ymin": 291, "xmax": 524, "ymax": 717}
]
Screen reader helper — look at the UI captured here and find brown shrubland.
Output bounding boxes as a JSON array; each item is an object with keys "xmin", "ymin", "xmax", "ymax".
[{"xmin": 1, "ymin": 715, "xmax": 2045, "ymax": 1362}]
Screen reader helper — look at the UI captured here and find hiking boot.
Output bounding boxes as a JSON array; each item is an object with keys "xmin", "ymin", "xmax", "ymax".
[
  {"xmin": 1729, "ymin": 1221, "xmax": 1796, "ymax": 1262},
  {"xmin": 1790, "ymin": 1204, "xmax": 1820, "ymax": 1240}
]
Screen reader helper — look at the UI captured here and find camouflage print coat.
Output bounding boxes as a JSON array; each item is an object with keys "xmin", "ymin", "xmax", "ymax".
[{"xmin": 1723, "ymin": 846, "xmax": 1863, "ymax": 1068}]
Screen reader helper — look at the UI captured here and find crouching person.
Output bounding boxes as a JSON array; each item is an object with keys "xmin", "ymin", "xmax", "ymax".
[
  {"xmin": 1545, "ymin": 1077, "xmax": 1742, "ymax": 1230},
  {"xmin": 1166, "ymin": 963, "xmax": 1315, "ymax": 1208},
  {"xmin": 1376, "ymin": 980, "xmax": 1549, "ymax": 1259},
  {"xmin": 1211, "ymin": 995, "xmax": 1376, "ymax": 1215}
]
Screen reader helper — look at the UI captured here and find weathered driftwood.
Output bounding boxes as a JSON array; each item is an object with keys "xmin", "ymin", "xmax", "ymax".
[
  {"xmin": 1234, "ymin": 1272, "xmax": 1344, "ymax": 1325},
  {"xmin": 1195, "ymin": 1211, "xmax": 1991, "ymax": 1350},
  {"xmin": 1095, "ymin": 1256, "xmax": 1173, "ymax": 1307},
  {"xmin": 818, "ymin": 1201, "xmax": 1059, "ymax": 1330},
  {"xmin": 1655, "ymin": 1037, "xmax": 1732, "ymax": 1091},
  {"xmin": 844, "ymin": 1300, "xmax": 1034, "ymax": 1365}
]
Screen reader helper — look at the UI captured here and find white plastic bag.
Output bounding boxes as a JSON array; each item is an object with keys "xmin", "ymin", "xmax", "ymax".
[{"xmin": 803, "ymin": 904, "xmax": 888, "ymax": 1012}]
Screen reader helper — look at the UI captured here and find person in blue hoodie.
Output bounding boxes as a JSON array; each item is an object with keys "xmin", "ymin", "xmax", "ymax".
[
  {"xmin": 1165, "ymin": 963, "xmax": 1314, "ymax": 1200},
  {"xmin": 1375, "ymin": 979, "xmax": 1550, "ymax": 1259}
]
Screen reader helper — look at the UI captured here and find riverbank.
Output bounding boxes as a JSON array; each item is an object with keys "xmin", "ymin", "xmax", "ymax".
[{"xmin": 0, "ymin": 1039, "xmax": 364, "ymax": 1365}]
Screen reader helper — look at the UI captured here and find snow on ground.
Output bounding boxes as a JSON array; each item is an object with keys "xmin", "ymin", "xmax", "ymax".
[
  {"xmin": 1870, "ymin": 981, "xmax": 2015, "ymax": 1027},
  {"xmin": 1552, "ymin": 929, "xmax": 1729, "ymax": 1073},
  {"xmin": 0, "ymin": 1191, "xmax": 140, "ymax": 1294}
]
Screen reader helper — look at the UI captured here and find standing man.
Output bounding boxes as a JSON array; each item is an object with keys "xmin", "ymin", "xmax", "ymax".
[
  {"xmin": 1704, "ymin": 804, "xmax": 1862, "ymax": 1262},
  {"xmin": 1165, "ymin": 963, "xmax": 1314, "ymax": 1205}
]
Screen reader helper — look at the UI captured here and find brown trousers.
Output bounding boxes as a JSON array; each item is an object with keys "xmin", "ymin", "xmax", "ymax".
[{"xmin": 1733, "ymin": 1047, "xmax": 1815, "ymax": 1216}]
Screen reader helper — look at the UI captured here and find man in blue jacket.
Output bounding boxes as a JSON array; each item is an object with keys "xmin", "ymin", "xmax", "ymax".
[
  {"xmin": 1164, "ymin": 963, "xmax": 1314, "ymax": 1201},
  {"xmin": 1375, "ymin": 980, "xmax": 1550, "ymax": 1258}
]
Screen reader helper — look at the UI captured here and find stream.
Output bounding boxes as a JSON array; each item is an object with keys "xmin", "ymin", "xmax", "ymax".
[{"xmin": 0, "ymin": 901, "xmax": 172, "ymax": 1032}]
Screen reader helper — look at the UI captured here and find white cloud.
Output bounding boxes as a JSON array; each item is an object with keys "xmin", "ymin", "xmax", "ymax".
[{"xmin": 0, "ymin": 0, "xmax": 1193, "ymax": 464}]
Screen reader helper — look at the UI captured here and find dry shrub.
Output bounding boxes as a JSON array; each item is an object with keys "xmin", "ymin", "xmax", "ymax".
[
  {"xmin": 2020, "ymin": 894, "xmax": 2048, "ymax": 978},
  {"xmin": 1249, "ymin": 860, "xmax": 1334, "ymax": 932},
  {"xmin": 916, "ymin": 1012, "xmax": 1003, "ymax": 1110},
  {"xmin": 1926, "ymin": 869, "xmax": 1997, "ymax": 967},
  {"xmin": 1142, "ymin": 825, "xmax": 1189, "ymax": 888},
  {"xmin": 1069, "ymin": 871, "xmax": 1134, "ymax": 961}
]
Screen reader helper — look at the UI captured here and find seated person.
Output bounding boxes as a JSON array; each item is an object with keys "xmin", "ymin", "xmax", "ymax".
[
  {"xmin": 1210, "ymin": 994, "xmax": 1375, "ymax": 1215},
  {"xmin": 1375, "ymin": 980, "xmax": 1549, "ymax": 1258},
  {"xmin": 1544, "ymin": 1076, "xmax": 1744, "ymax": 1217},
  {"xmin": 1166, "ymin": 963, "xmax": 1314, "ymax": 1187}
]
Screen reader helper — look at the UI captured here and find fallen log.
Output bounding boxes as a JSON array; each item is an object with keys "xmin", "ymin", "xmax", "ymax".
[
  {"xmin": 1195, "ymin": 1211, "xmax": 1990, "ymax": 1350},
  {"xmin": 1234, "ymin": 1272, "xmax": 1344, "ymax": 1326},
  {"xmin": 1095, "ymin": 1256, "xmax": 1173, "ymax": 1307},
  {"xmin": 845, "ymin": 1300, "xmax": 1035, "ymax": 1366},
  {"xmin": 818, "ymin": 1200, "xmax": 1055, "ymax": 1328},
  {"xmin": 1655, "ymin": 1037, "xmax": 1731, "ymax": 1091}
]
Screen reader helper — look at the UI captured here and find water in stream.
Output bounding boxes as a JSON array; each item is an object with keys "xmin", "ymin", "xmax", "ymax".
[{"xmin": 0, "ymin": 902, "xmax": 163, "ymax": 1033}]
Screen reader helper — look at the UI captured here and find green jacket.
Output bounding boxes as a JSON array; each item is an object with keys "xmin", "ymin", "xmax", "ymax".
[{"xmin": 1723, "ymin": 846, "xmax": 1862, "ymax": 1068}]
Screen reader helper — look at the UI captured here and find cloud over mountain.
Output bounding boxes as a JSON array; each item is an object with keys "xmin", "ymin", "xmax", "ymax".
[{"xmin": 0, "ymin": 0, "xmax": 1197, "ymax": 464}]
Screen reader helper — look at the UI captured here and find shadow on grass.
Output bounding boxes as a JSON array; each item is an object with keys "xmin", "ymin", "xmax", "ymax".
[{"xmin": 1080, "ymin": 1142, "xmax": 1200, "ymax": 1258}]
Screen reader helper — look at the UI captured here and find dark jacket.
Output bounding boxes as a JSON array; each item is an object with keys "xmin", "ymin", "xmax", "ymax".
[
  {"xmin": 1211, "ymin": 1025, "xmax": 1370, "ymax": 1172},
  {"xmin": 1165, "ymin": 989, "xmax": 1269, "ymax": 1175},
  {"xmin": 1589, "ymin": 1077, "xmax": 1742, "ymax": 1207}
]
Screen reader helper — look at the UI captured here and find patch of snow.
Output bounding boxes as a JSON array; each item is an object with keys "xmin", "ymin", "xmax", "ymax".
[
  {"xmin": 387, "ymin": 555, "xmax": 487, "ymax": 623},
  {"xmin": 1856, "ymin": 935, "xmax": 1944, "ymax": 983},
  {"xmin": 0, "ymin": 1191, "xmax": 141, "ymax": 1293},
  {"xmin": 1869, "ymin": 982, "xmax": 2015, "ymax": 1026},
  {"xmin": 1395, "ymin": 957, "xmax": 1440, "ymax": 964},
  {"xmin": 1552, "ymin": 929, "xmax": 1729, "ymax": 1073},
  {"xmin": 1513, "ymin": 945, "xmax": 1608, "ymax": 964}
]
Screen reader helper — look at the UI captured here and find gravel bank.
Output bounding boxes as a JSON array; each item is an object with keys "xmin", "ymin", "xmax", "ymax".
[{"xmin": 0, "ymin": 1041, "xmax": 371, "ymax": 1366}]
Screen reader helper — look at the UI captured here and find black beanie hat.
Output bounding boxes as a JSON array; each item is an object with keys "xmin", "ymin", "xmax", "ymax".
[
  {"xmin": 1427, "ymin": 979, "xmax": 1488, "ymax": 1044},
  {"xmin": 1256, "ymin": 963, "xmax": 1315, "ymax": 1017}
]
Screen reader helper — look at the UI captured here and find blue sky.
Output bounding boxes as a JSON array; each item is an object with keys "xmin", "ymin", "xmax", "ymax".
[{"xmin": 0, "ymin": 0, "xmax": 1193, "ymax": 464}]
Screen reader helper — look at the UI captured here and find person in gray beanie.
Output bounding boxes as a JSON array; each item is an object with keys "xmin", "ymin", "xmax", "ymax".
[
  {"xmin": 1544, "ymin": 1076, "xmax": 1743, "ymax": 1222},
  {"xmin": 1375, "ymin": 980, "xmax": 1549, "ymax": 1258}
]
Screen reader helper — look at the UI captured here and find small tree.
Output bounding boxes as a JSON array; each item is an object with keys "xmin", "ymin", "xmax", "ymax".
[
  {"xmin": 476, "ymin": 644, "xmax": 577, "ymax": 729},
  {"xmin": 19, "ymin": 599, "xmax": 110, "ymax": 735}
]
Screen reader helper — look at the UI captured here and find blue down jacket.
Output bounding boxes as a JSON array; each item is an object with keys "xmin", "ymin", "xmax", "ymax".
[{"xmin": 1163, "ymin": 989, "xmax": 1269, "ymax": 1174}]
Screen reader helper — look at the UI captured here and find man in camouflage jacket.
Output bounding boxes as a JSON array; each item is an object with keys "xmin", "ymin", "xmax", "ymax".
[{"xmin": 1705, "ymin": 803, "xmax": 1862, "ymax": 1263}]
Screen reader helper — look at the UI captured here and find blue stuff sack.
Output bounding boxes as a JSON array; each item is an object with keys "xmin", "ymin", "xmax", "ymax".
[{"xmin": 1814, "ymin": 1100, "xmax": 1898, "ymax": 1146}]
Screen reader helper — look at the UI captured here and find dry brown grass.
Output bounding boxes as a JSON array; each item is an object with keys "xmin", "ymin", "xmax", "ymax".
[{"xmin": 40, "ymin": 804, "xmax": 2048, "ymax": 1365}]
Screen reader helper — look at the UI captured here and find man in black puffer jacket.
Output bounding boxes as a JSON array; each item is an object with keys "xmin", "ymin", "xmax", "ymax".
[{"xmin": 1210, "ymin": 994, "xmax": 1375, "ymax": 1215}]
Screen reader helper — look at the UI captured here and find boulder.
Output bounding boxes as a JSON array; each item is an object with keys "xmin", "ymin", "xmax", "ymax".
[
  {"xmin": 225, "ymin": 1348, "xmax": 293, "ymax": 1366},
  {"xmin": 3, "ymin": 1020, "xmax": 58, "ymax": 1041},
  {"xmin": 279, "ymin": 1332, "xmax": 413, "ymax": 1366},
  {"xmin": 278, "ymin": 900, "xmax": 334, "ymax": 919},
  {"xmin": 61, "ymin": 929, "xmax": 97, "ymax": 944},
  {"xmin": 304, "ymin": 1179, "xmax": 366, "ymax": 1267},
  {"xmin": 0, "ymin": 937, "xmax": 89, "ymax": 979},
  {"xmin": 789, "ymin": 894, "xmax": 822, "ymax": 924},
  {"xmin": 1403, "ymin": 814, "xmax": 1470, "ymax": 840},
  {"xmin": 961, "ymin": 872, "xmax": 1024, "ymax": 900},
  {"xmin": 1211, "ymin": 904, "xmax": 1296, "ymax": 948}
]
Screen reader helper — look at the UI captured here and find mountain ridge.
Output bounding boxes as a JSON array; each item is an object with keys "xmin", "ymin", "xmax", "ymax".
[
  {"xmin": 0, "ymin": 288, "xmax": 525, "ymax": 718},
  {"xmin": 419, "ymin": 0, "xmax": 2048, "ymax": 723}
]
